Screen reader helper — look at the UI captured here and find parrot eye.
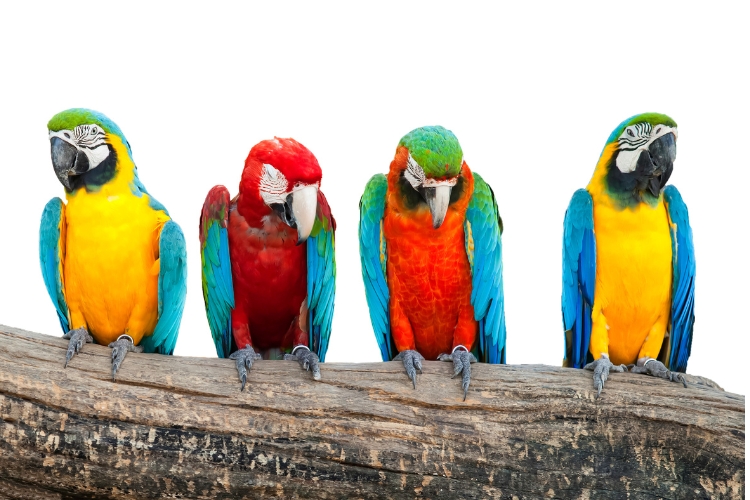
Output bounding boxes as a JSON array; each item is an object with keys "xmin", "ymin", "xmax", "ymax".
[
  {"xmin": 627, "ymin": 129, "xmax": 634, "ymax": 137},
  {"xmin": 64, "ymin": 132, "xmax": 71, "ymax": 139},
  {"xmin": 654, "ymin": 127, "xmax": 662, "ymax": 135}
]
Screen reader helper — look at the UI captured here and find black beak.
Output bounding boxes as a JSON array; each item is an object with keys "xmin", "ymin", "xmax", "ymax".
[
  {"xmin": 50, "ymin": 137, "xmax": 88, "ymax": 190},
  {"xmin": 270, "ymin": 194, "xmax": 296, "ymax": 230},
  {"xmin": 637, "ymin": 133, "xmax": 676, "ymax": 197}
]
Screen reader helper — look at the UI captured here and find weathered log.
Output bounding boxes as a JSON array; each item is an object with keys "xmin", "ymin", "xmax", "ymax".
[{"xmin": 0, "ymin": 325, "xmax": 744, "ymax": 499}]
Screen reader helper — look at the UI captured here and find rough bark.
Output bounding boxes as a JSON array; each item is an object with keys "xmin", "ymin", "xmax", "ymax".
[{"xmin": 0, "ymin": 325, "xmax": 744, "ymax": 499}]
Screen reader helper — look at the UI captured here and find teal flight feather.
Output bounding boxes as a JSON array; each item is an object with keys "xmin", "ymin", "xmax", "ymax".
[
  {"xmin": 465, "ymin": 172, "xmax": 506, "ymax": 364},
  {"xmin": 358, "ymin": 174, "xmax": 394, "ymax": 361},
  {"xmin": 139, "ymin": 220, "xmax": 187, "ymax": 355},
  {"xmin": 561, "ymin": 189, "xmax": 597, "ymax": 368},
  {"xmin": 39, "ymin": 197, "xmax": 70, "ymax": 333},
  {"xmin": 306, "ymin": 192, "xmax": 337, "ymax": 361}
]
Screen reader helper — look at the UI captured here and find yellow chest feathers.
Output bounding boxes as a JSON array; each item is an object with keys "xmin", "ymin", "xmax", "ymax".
[
  {"xmin": 62, "ymin": 145, "xmax": 169, "ymax": 343},
  {"xmin": 591, "ymin": 195, "xmax": 672, "ymax": 336}
]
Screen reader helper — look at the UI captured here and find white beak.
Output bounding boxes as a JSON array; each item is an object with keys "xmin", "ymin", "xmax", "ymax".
[{"xmin": 291, "ymin": 184, "xmax": 318, "ymax": 243}]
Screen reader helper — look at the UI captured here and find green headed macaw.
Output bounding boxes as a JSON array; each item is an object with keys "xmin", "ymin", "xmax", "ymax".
[
  {"xmin": 562, "ymin": 112, "xmax": 695, "ymax": 397},
  {"xmin": 359, "ymin": 126, "xmax": 506, "ymax": 400},
  {"xmin": 40, "ymin": 109, "xmax": 187, "ymax": 379}
]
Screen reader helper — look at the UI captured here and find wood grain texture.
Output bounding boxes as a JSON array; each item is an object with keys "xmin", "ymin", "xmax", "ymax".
[{"xmin": 0, "ymin": 325, "xmax": 744, "ymax": 499}]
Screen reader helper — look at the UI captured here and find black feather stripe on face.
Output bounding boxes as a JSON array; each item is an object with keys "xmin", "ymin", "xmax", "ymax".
[
  {"xmin": 67, "ymin": 144, "xmax": 119, "ymax": 192},
  {"xmin": 605, "ymin": 149, "xmax": 660, "ymax": 208}
]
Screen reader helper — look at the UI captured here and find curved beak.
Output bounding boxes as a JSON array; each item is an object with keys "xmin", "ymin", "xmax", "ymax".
[
  {"xmin": 639, "ymin": 132, "xmax": 676, "ymax": 197},
  {"xmin": 290, "ymin": 185, "xmax": 318, "ymax": 243},
  {"xmin": 50, "ymin": 136, "xmax": 88, "ymax": 190},
  {"xmin": 419, "ymin": 185, "xmax": 452, "ymax": 229},
  {"xmin": 270, "ymin": 185, "xmax": 318, "ymax": 244}
]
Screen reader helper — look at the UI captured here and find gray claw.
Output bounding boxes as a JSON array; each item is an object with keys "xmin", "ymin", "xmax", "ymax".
[
  {"xmin": 438, "ymin": 349, "xmax": 477, "ymax": 401},
  {"xmin": 584, "ymin": 355, "xmax": 626, "ymax": 398},
  {"xmin": 63, "ymin": 327, "xmax": 93, "ymax": 367},
  {"xmin": 107, "ymin": 335, "xmax": 143, "ymax": 381},
  {"xmin": 284, "ymin": 346, "xmax": 321, "ymax": 381},
  {"xmin": 394, "ymin": 350, "xmax": 424, "ymax": 389},
  {"xmin": 630, "ymin": 359, "xmax": 688, "ymax": 388},
  {"xmin": 229, "ymin": 344, "xmax": 262, "ymax": 391}
]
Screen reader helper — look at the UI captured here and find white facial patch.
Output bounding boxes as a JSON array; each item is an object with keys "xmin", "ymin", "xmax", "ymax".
[
  {"xmin": 404, "ymin": 153, "xmax": 458, "ymax": 189},
  {"xmin": 259, "ymin": 163, "xmax": 289, "ymax": 205},
  {"xmin": 404, "ymin": 153, "xmax": 426, "ymax": 189},
  {"xmin": 48, "ymin": 123, "xmax": 110, "ymax": 170},
  {"xmin": 615, "ymin": 123, "xmax": 678, "ymax": 173}
]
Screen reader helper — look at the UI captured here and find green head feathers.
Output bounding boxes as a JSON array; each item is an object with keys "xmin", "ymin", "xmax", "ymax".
[
  {"xmin": 605, "ymin": 112, "xmax": 677, "ymax": 145},
  {"xmin": 48, "ymin": 108, "xmax": 131, "ymax": 156},
  {"xmin": 399, "ymin": 126, "xmax": 463, "ymax": 178}
]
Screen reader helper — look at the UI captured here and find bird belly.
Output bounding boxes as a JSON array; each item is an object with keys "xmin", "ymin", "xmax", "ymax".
[
  {"xmin": 63, "ymin": 193, "xmax": 163, "ymax": 346},
  {"xmin": 385, "ymin": 213, "xmax": 474, "ymax": 360},
  {"xmin": 229, "ymin": 211, "xmax": 307, "ymax": 351},
  {"xmin": 593, "ymin": 200, "xmax": 672, "ymax": 365}
]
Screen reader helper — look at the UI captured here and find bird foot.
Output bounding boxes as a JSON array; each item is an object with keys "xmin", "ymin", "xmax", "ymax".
[
  {"xmin": 584, "ymin": 355, "xmax": 627, "ymax": 398},
  {"xmin": 438, "ymin": 346, "xmax": 477, "ymax": 401},
  {"xmin": 229, "ymin": 344, "xmax": 262, "ymax": 391},
  {"xmin": 628, "ymin": 358, "xmax": 687, "ymax": 388},
  {"xmin": 284, "ymin": 345, "xmax": 321, "ymax": 381},
  {"xmin": 107, "ymin": 334, "xmax": 143, "ymax": 381},
  {"xmin": 62, "ymin": 327, "xmax": 93, "ymax": 367},
  {"xmin": 393, "ymin": 350, "xmax": 424, "ymax": 389}
]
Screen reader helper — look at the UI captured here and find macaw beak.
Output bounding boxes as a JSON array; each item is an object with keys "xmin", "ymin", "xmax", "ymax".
[
  {"xmin": 419, "ymin": 185, "xmax": 452, "ymax": 229},
  {"xmin": 271, "ymin": 185, "xmax": 318, "ymax": 244},
  {"xmin": 638, "ymin": 132, "xmax": 676, "ymax": 197},
  {"xmin": 50, "ymin": 136, "xmax": 88, "ymax": 190}
]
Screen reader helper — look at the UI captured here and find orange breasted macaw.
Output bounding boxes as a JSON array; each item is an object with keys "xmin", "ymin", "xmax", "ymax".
[
  {"xmin": 40, "ymin": 109, "xmax": 187, "ymax": 379},
  {"xmin": 360, "ymin": 126, "xmax": 506, "ymax": 400},
  {"xmin": 199, "ymin": 138, "xmax": 336, "ymax": 390},
  {"xmin": 562, "ymin": 113, "xmax": 695, "ymax": 397}
]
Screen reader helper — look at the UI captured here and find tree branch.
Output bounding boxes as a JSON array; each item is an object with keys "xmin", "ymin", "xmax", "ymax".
[{"xmin": 0, "ymin": 325, "xmax": 744, "ymax": 499}]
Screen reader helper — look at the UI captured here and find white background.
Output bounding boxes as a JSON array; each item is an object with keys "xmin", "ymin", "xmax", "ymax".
[{"xmin": 0, "ymin": 2, "xmax": 746, "ymax": 395}]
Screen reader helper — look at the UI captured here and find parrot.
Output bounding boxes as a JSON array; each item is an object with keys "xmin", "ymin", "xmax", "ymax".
[
  {"xmin": 359, "ymin": 125, "xmax": 506, "ymax": 400},
  {"xmin": 199, "ymin": 137, "xmax": 336, "ymax": 390},
  {"xmin": 562, "ymin": 112, "xmax": 695, "ymax": 397},
  {"xmin": 40, "ymin": 108, "xmax": 187, "ymax": 379}
]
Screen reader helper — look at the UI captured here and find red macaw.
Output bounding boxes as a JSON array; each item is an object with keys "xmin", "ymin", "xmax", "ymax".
[{"xmin": 200, "ymin": 138, "xmax": 336, "ymax": 390}]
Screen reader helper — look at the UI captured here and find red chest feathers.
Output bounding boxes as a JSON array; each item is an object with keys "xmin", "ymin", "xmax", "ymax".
[
  {"xmin": 383, "ymin": 202, "xmax": 474, "ymax": 356},
  {"xmin": 228, "ymin": 206, "xmax": 307, "ymax": 347}
]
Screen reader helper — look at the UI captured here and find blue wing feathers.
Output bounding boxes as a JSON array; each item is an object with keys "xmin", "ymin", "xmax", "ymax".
[
  {"xmin": 199, "ymin": 187, "xmax": 235, "ymax": 359},
  {"xmin": 562, "ymin": 189, "xmax": 596, "ymax": 369},
  {"xmin": 39, "ymin": 198, "xmax": 70, "ymax": 333},
  {"xmin": 663, "ymin": 185, "xmax": 695, "ymax": 373},
  {"xmin": 359, "ymin": 174, "xmax": 394, "ymax": 361},
  {"xmin": 306, "ymin": 192, "xmax": 336, "ymax": 362},
  {"xmin": 140, "ymin": 220, "xmax": 187, "ymax": 355},
  {"xmin": 465, "ymin": 172, "xmax": 506, "ymax": 364}
]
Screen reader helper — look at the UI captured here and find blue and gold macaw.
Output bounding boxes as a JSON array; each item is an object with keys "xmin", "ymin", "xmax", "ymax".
[
  {"xmin": 359, "ymin": 126, "xmax": 506, "ymax": 400},
  {"xmin": 562, "ymin": 112, "xmax": 695, "ymax": 397},
  {"xmin": 40, "ymin": 108, "xmax": 187, "ymax": 379}
]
